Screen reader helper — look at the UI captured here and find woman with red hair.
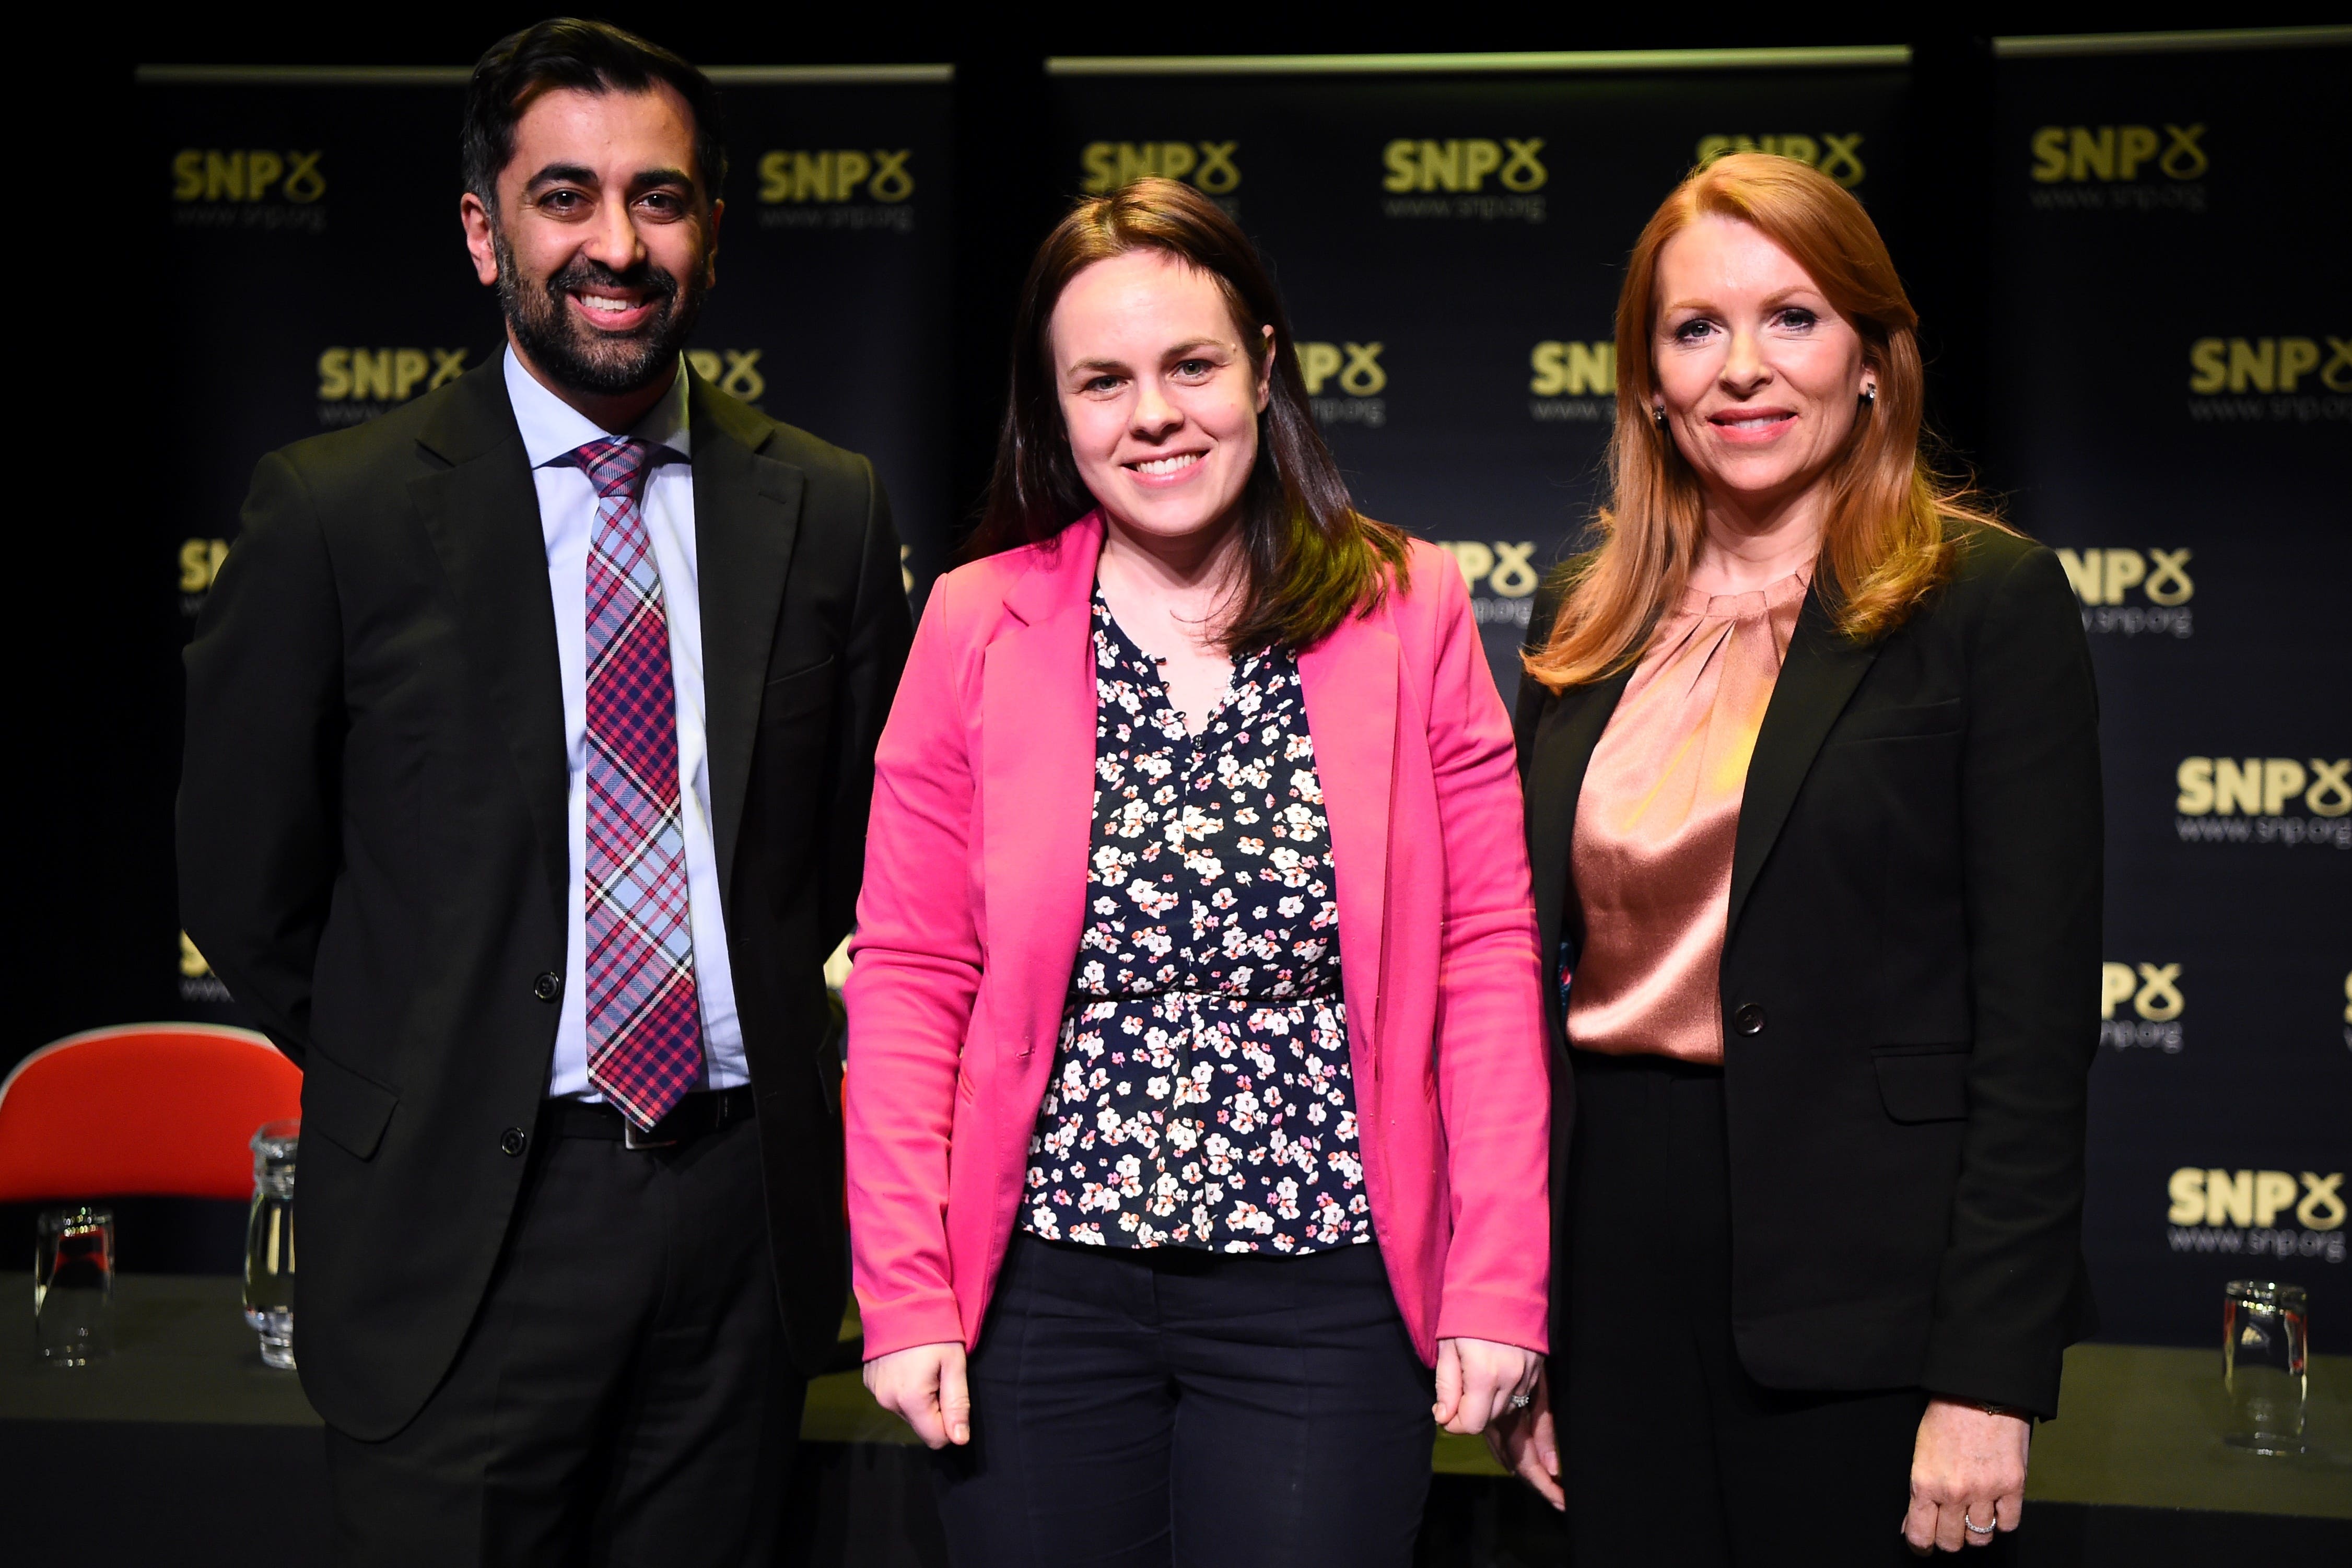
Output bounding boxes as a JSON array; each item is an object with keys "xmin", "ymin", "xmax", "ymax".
[{"xmin": 1495, "ymin": 153, "xmax": 2101, "ymax": 1559}]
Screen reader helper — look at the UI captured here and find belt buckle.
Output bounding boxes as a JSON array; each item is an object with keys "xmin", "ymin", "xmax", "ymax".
[{"xmin": 622, "ymin": 1116, "xmax": 679, "ymax": 1151}]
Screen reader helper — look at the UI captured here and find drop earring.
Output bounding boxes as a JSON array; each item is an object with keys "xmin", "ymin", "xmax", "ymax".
[
  {"xmin": 1652, "ymin": 405, "xmax": 1668, "ymax": 429},
  {"xmin": 1860, "ymin": 385, "xmax": 1877, "ymax": 406}
]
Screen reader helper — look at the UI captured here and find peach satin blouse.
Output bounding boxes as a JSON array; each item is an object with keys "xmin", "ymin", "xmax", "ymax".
[{"xmin": 1565, "ymin": 569, "xmax": 1810, "ymax": 1064}]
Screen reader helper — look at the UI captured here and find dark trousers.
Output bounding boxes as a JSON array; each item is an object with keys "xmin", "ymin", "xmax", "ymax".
[
  {"xmin": 1558, "ymin": 1050, "xmax": 2011, "ymax": 1567},
  {"xmin": 934, "ymin": 1234, "xmax": 1434, "ymax": 1568},
  {"xmin": 323, "ymin": 1106, "xmax": 803, "ymax": 1567}
]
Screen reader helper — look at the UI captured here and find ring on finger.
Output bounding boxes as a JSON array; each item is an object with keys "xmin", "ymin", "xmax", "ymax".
[
  {"xmin": 1509, "ymin": 1391, "xmax": 1532, "ymax": 1409},
  {"xmin": 1963, "ymin": 1508, "xmax": 1996, "ymax": 1537}
]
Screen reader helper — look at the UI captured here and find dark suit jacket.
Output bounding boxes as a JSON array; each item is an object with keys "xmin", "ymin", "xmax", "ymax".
[
  {"xmin": 1514, "ymin": 522, "xmax": 2101, "ymax": 1418},
  {"xmin": 179, "ymin": 359, "xmax": 912, "ymax": 1439}
]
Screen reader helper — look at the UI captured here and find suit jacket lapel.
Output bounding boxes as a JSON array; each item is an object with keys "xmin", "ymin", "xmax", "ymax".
[
  {"xmin": 982, "ymin": 520, "xmax": 1103, "ymax": 1057},
  {"xmin": 1298, "ymin": 616, "xmax": 1398, "ymax": 1074},
  {"xmin": 689, "ymin": 376, "xmax": 805, "ymax": 912},
  {"xmin": 410, "ymin": 362, "xmax": 569, "ymax": 917},
  {"xmin": 1727, "ymin": 586, "xmax": 1880, "ymax": 937}
]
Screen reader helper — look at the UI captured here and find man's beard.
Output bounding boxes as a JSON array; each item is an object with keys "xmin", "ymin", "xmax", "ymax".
[{"xmin": 494, "ymin": 227, "xmax": 707, "ymax": 398}]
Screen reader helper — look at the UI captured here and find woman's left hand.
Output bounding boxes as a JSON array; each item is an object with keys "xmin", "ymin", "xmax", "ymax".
[
  {"xmin": 1904, "ymin": 1397, "xmax": 2030, "ymax": 1552},
  {"xmin": 1433, "ymin": 1337, "xmax": 1541, "ymax": 1435}
]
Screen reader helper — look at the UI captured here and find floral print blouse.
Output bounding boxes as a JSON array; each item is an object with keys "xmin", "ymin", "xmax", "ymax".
[{"xmin": 1019, "ymin": 590, "xmax": 1371, "ymax": 1254}]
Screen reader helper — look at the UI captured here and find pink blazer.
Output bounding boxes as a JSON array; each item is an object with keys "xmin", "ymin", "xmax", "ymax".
[{"xmin": 845, "ymin": 514, "xmax": 1550, "ymax": 1364}]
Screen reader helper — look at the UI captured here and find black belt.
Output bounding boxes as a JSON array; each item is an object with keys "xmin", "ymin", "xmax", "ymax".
[{"xmin": 544, "ymin": 1086, "xmax": 756, "ymax": 1149}]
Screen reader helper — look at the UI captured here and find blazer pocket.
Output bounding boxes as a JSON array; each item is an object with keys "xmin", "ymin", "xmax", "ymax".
[
  {"xmin": 1874, "ymin": 1047, "xmax": 1970, "ymax": 1124},
  {"xmin": 759, "ymin": 656, "xmax": 836, "ymax": 728},
  {"xmin": 1832, "ymin": 698, "xmax": 1963, "ymax": 744},
  {"xmin": 301, "ymin": 1050, "xmax": 401, "ymax": 1160}
]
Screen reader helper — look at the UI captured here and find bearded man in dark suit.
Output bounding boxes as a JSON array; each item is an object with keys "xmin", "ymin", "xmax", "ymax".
[{"xmin": 179, "ymin": 19, "xmax": 911, "ymax": 1562}]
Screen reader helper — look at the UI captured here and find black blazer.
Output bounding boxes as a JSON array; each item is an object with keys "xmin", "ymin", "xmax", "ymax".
[
  {"xmin": 179, "ymin": 360, "xmax": 912, "ymax": 1439},
  {"xmin": 1515, "ymin": 522, "xmax": 2100, "ymax": 1417}
]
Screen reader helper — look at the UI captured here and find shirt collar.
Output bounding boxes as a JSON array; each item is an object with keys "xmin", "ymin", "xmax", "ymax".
[{"xmin": 502, "ymin": 344, "xmax": 693, "ymax": 471}]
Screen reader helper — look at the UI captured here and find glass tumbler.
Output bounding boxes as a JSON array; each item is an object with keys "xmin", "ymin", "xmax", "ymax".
[
  {"xmin": 2222, "ymin": 1279, "xmax": 2308, "ymax": 1454},
  {"xmin": 34, "ymin": 1204, "xmax": 115, "ymax": 1365},
  {"xmin": 244, "ymin": 1119, "xmax": 299, "ymax": 1370}
]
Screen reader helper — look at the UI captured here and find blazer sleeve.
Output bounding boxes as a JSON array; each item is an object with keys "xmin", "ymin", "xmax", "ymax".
[
  {"xmin": 1420, "ymin": 564, "xmax": 1554, "ymax": 1353},
  {"xmin": 842, "ymin": 583, "xmax": 982, "ymax": 1357},
  {"xmin": 177, "ymin": 451, "xmax": 346, "ymax": 1067},
  {"xmin": 1921, "ymin": 545, "xmax": 2103, "ymax": 1417},
  {"xmin": 820, "ymin": 457, "xmax": 915, "ymax": 950}
]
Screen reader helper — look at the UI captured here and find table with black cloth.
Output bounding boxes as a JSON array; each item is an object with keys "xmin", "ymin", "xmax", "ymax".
[{"xmin": 5, "ymin": 1273, "xmax": 2347, "ymax": 1565}]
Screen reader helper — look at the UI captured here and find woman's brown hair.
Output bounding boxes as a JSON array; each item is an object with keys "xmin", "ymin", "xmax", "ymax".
[
  {"xmin": 1524, "ymin": 152, "xmax": 2006, "ymax": 691},
  {"xmin": 967, "ymin": 177, "xmax": 1409, "ymax": 653}
]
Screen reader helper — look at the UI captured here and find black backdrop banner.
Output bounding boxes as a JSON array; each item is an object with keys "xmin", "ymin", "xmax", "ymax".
[
  {"xmin": 104, "ymin": 39, "xmax": 2350, "ymax": 1355},
  {"xmin": 1986, "ymin": 37, "xmax": 2350, "ymax": 1350}
]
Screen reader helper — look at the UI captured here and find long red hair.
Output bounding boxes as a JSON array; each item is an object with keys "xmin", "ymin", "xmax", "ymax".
[{"xmin": 1525, "ymin": 153, "xmax": 2004, "ymax": 690}]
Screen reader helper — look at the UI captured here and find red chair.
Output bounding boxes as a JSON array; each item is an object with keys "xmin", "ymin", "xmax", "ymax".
[{"xmin": 0, "ymin": 1024, "xmax": 302, "ymax": 1202}]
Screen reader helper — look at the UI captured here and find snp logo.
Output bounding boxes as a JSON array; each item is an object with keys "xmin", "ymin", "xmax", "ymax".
[
  {"xmin": 686, "ymin": 348, "xmax": 767, "ymax": 403},
  {"xmin": 1383, "ymin": 138, "xmax": 1546, "ymax": 193},
  {"xmin": 1529, "ymin": 341, "xmax": 1613, "ymax": 397},
  {"xmin": 1080, "ymin": 142, "xmax": 1240, "ymax": 195},
  {"xmin": 2176, "ymin": 756, "xmax": 2352, "ymax": 848},
  {"xmin": 1298, "ymin": 341, "xmax": 1385, "ymax": 428},
  {"xmin": 2189, "ymin": 336, "xmax": 2351, "ymax": 394},
  {"xmin": 758, "ymin": 149, "xmax": 914, "ymax": 204},
  {"xmin": 1437, "ymin": 543, "xmax": 1538, "ymax": 599},
  {"xmin": 2032, "ymin": 124, "xmax": 2207, "ymax": 183},
  {"xmin": 171, "ymin": 148, "xmax": 326, "ymax": 203},
  {"xmin": 179, "ymin": 538, "xmax": 230, "ymax": 607},
  {"xmin": 2169, "ymin": 1168, "xmax": 2346, "ymax": 1264},
  {"xmin": 1298, "ymin": 342, "xmax": 1385, "ymax": 398},
  {"xmin": 317, "ymin": 348, "xmax": 470, "ymax": 423},
  {"xmin": 1528, "ymin": 340, "xmax": 1614, "ymax": 424},
  {"xmin": 758, "ymin": 149, "xmax": 915, "ymax": 232},
  {"xmin": 2056, "ymin": 546, "xmax": 2192, "ymax": 638},
  {"xmin": 1696, "ymin": 134, "xmax": 1864, "ymax": 188},
  {"xmin": 2101, "ymin": 961, "xmax": 2183, "ymax": 1052},
  {"xmin": 2058, "ymin": 548, "xmax": 2192, "ymax": 606}
]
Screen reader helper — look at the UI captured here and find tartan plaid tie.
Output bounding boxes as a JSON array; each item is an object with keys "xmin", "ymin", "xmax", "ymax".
[{"xmin": 574, "ymin": 437, "xmax": 703, "ymax": 1130}]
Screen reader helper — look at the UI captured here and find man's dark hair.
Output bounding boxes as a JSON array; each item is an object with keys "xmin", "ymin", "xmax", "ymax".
[{"xmin": 463, "ymin": 18, "xmax": 727, "ymax": 208}]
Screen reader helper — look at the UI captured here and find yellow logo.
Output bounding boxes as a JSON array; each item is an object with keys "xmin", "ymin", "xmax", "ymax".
[
  {"xmin": 1437, "ymin": 542, "xmax": 1540, "ymax": 600},
  {"xmin": 1079, "ymin": 142, "xmax": 1240, "ymax": 195},
  {"xmin": 2031, "ymin": 124, "xmax": 2207, "ymax": 183},
  {"xmin": 2169, "ymin": 1168, "xmax": 2345, "ymax": 1231},
  {"xmin": 757, "ymin": 149, "xmax": 914, "ymax": 204},
  {"xmin": 179, "ymin": 932, "xmax": 212, "ymax": 979},
  {"xmin": 2176, "ymin": 758, "xmax": 2352, "ymax": 817},
  {"xmin": 1382, "ymin": 138, "xmax": 1546, "ymax": 193},
  {"xmin": 317, "ymin": 347, "xmax": 470, "ymax": 403},
  {"xmin": 171, "ymin": 148, "xmax": 326, "ymax": 203},
  {"xmin": 1298, "ymin": 342, "xmax": 1385, "ymax": 398},
  {"xmin": 1529, "ymin": 341, "xmax": 1614, "ymax": 397},
  {"xmin": 2189, "ymin": 336, "xmax": 2352, "ymax": 394},
  {"xmin": 685, "ymin": 348, "xmax": 767, "ymax": 402},
  {"xmin": 1696, "ymin": 134, "xmax": 1865, "ymax": 188},
  {"xmin": 2056, "ymin": 548, "xmax": 2192, "ymax": 606},
  {"xmin": 179, "ymin": 538, "xmax": 230, "ymax": 595},
  {"xmin": 2102, "ymin": 962, "xmax": 2183, "ymax": 1022}
]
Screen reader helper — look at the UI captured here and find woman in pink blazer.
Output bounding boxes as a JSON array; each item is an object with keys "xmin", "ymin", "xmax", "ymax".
[{"xmin": 844, "ymin": 178, "xmax": 1550, "ymax": 1567}]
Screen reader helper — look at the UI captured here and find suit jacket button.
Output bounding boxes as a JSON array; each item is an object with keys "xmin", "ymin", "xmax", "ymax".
[
  {"xmin": 532, "ymin": 972, "xmax": 563, "ymax": 1003},
  {"xmin": 499, "ymin": 1127, "xmax": 529, "ymax": 1157},
  {"xmin": 1733, "ymin": 1002, "xmax": 1766, "ymax": 1036}
]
